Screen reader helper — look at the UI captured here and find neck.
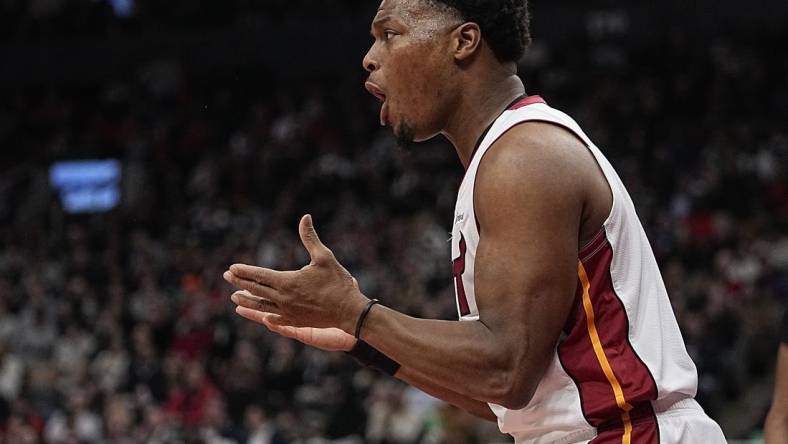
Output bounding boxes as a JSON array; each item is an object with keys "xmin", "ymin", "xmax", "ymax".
[{"xmin": 441, "ymin": 74, "xmax": 526, "ymax": 169}]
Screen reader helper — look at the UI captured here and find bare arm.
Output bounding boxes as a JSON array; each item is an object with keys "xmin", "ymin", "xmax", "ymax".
[
  {"xmin": 225, "ymin": 122, "xmax": 593, "ymax": 409},
  {"xmin": 765, "ymin": 344, "xmax": 788, "ymax": 444},
  {"xmin": 396, "ymin": 366, "xmax": 498, "ymax": 421},
  {"xmin": 358, "ymin": 123, "xmax": 585, "ymax": 408},
  {"xmin": 234, "ymin": 305, "xmax": 497, "ymax": 421}
]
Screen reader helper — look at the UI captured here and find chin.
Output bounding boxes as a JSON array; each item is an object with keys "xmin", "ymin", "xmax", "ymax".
[
  {"xmin": 394, "ymin": 122, "xmax": 437, "ymax": 143},
  {"xmin": 394, "ymin": 124, "xmax": 415, "ymax": 150}
]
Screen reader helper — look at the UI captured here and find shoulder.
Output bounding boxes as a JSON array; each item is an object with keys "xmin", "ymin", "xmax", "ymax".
[
  {"xmin": 473, "ymin": 120, "xmax": 614, "ymax": 243},
  {"xmin": 474, "ymin": 121, "xmax": 594, "ymax": 210}
]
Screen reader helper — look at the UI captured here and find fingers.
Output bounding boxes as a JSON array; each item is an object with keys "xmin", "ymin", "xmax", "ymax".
[
  {"xmin": 230, "ymin": 290, "xmax": 282, "ymax": 314},
  {"xmin": 235, "ymin": 305, "xmax": 269, "ymax": 324},
  {"xmin": 226, "ymin": 264, "xmax": 287, "ymax": 289},
  {"xmin": 224, "ymin": 269, "xmax": 287, "ymax": 300},
  {"xmin": 259, "ymin": 312, "xmax": 289, "ymax": 326},
  {"xmin": 235, "ymin": 306, "xmax": 285, "ymax": 328},
  {"xmin": 298, "ymin": 214, "xmax": 333, "ymax": 264},
  {"xmin": 235, "ymin": 306, "xmax": 300, "ymax": 339}
]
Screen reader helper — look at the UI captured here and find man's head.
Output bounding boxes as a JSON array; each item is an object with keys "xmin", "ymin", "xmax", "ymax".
[{"xmin": 363, "ymin": 0, "xmax": 531, "ymax": 145}]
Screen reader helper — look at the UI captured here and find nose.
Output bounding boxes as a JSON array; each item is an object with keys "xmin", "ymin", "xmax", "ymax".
[{"xmin": 362, "ymin": 44, "xmax": 380, "ymax": 73}]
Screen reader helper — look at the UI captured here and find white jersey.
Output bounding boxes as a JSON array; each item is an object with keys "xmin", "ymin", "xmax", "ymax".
[{"xmin": 451, "ymin": 96, "xmax": 724, "ymax": 443}]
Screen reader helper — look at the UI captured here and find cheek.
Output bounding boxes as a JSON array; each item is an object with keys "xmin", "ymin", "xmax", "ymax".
[{"xmin": 390, "ymin": 50, "xmax": 448, "ymax": 116}]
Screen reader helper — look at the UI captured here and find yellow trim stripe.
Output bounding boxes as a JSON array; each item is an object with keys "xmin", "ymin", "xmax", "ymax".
[{"xmin": 578, "ymin": 261, "xmax": 633, "ymax": 444}]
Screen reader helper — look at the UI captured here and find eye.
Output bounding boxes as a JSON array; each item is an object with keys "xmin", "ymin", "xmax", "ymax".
[{"xmin": 383, "ymin": 30, "xmax": 397, "ymax": 40}]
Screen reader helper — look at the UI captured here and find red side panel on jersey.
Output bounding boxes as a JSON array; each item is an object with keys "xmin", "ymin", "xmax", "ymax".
[
  {"xmin": 557, "ymin": 231, "xmax": 659, "ymax": 443},
  {"xmin": 453, "ymin": 233, "xmax": 471, "ymax": 316},
  {"xmin": 592, "ymin": 418, "xmax": 659, "ymax": 444}
]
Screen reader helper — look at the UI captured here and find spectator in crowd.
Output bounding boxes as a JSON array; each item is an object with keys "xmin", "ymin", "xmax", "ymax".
[{"xmin": 0, "ymin": 4, "xmax": 785, "ymax": 442}]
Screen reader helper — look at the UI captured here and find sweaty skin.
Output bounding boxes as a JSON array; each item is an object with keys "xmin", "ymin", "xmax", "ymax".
[{"xmin": 224, "ymin": 0, "xmax": 612, "ymax": 420}]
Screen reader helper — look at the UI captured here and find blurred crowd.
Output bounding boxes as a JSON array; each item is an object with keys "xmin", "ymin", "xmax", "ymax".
[
  {"xmin": 1, "ymin": 3, "xmax": 787, "ymax": 443},
  {"xmin": 0, "ymin": 0, "xmax": 371, "ymax": 41}
]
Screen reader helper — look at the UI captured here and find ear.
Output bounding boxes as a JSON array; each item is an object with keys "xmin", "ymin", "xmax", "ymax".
[{"xmin": 452, "ymin": 22, "xmax": 482, "ymax": 62}]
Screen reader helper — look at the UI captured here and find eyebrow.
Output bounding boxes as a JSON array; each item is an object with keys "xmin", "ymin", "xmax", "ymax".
[
  {"xmin": 372, "ymin": 15, "xmax": 392, "ymax": 27},
  {"xmin": 373, "ymin": 14, "xmax": 393, "ymax": 24},
  {"xmin": 370, "ymin": 16, "xmax": 392, "ymax": 36}
]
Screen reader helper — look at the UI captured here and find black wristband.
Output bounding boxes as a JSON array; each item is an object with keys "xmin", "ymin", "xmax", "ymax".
[
  {"xmin": 346, "ymin": 339, "xmax": 401, "ymax": 376},
  {"xmin": 354, "ymin": 299, "xmax": 379, "ymax": 339}
]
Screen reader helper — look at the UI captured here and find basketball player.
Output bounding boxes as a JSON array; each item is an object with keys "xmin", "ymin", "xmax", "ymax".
[
  {"xmin": 765, "ymin": 310, "xmax": 788, "ymax": 444},
  {"xmin": 223, "ymin": 0, "xmax": 727, "ymax": 442}
]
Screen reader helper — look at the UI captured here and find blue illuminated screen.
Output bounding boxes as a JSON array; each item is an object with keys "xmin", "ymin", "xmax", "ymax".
[{"xmin": 49, "ymin": 160, "xmax": 122, "ymax": 214}]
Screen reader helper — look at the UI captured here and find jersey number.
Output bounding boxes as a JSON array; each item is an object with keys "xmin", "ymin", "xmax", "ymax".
[{"xmin": 453, "ymin": 233, "xmax": 471, "ymax": 316}]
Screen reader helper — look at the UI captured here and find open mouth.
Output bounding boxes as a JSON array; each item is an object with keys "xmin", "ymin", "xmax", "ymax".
[
  {"xmin": 365, "ymin": 81, "xmax": 389, "ymax": 127},
  {"xmin": 365, "ymin": 81, "xmax": 386, "ymax": 102}
]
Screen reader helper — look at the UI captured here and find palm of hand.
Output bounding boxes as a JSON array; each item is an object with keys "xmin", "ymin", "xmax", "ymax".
[
  {"xmin": 226, "ymin": 215, "xmax": 363, "ymax": 351},
  {"xmin": 236, "ymin": 306, "xmax": 356, "ymax": 352},
  {"xmin": 224, "ymin": 215, "xmax": 368, "ymax": 332}
]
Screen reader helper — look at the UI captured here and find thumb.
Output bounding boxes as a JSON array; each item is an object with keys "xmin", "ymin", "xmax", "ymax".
[{"xmin": 299, "ymin": 214, "xmax": 331, "ymax": 263}]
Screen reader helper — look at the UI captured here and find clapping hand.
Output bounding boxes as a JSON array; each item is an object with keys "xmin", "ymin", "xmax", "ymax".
[{"xmin": 223, "ymin": 215, "xmax": 368, "ymax": 351}]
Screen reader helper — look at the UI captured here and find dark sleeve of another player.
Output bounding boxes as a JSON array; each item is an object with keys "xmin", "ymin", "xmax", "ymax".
[{"xmin": 782, "ymin": 309, "xmax": 788, "ymax": 345}]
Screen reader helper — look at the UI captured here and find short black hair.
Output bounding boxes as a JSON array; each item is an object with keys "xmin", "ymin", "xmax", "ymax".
[{"xmin": 429, "ymin": 0, "xmax": 531, "ymax": 63}]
